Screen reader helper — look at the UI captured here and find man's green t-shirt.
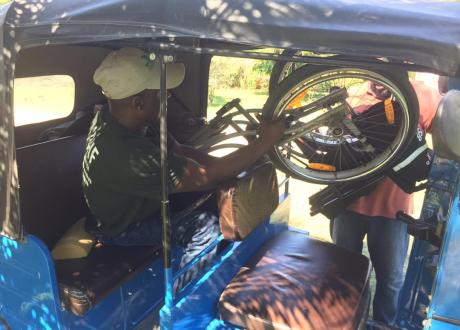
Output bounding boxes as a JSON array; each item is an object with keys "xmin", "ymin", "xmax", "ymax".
[{"xmin": 82, "ymin": 108, "xmax": 186, "ymax": 236}]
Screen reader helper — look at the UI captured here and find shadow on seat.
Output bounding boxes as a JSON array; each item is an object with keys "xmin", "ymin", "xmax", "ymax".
[{"xmin": 218, "ymin": 230, "xmax": 371, "ymax": 330}]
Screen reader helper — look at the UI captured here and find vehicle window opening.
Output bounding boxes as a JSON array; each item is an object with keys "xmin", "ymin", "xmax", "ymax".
[{"xmin": 14, "ymin": 75, "xmax": 75, "ymax": 126}]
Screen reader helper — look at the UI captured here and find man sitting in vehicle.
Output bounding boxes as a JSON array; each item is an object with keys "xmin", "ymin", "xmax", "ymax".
[{"xmin": 82, "ymin": 47, "xmax": 285, "ymax": 282}]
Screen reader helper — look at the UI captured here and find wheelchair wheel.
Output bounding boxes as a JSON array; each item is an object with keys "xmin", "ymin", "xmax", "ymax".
[
  {"xmin": 269, "ymin": 49, "xmax": 306, "ymax": 95},
  {"xmin": 264, "ymin": 64, "xmax": 419, "ymax": 184}
]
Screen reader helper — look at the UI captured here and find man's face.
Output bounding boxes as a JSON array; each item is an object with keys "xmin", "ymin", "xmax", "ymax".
[
  {"xmin": 136, "ymin": 89, "xmax": 173, "ymax": 125},
  {"xmin": 140, "ymin": 89, "xmax": 161, "ymax": 123}
]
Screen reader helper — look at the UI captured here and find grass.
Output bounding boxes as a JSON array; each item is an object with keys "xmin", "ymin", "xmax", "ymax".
[{"xmin": 208, "ymin": 88, "xmax": 269, "ymax": 118}]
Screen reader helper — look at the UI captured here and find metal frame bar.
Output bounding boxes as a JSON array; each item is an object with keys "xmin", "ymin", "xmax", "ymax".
[
  {"xmin": 147, "ymin": 41, "xmax": 434, "ymax": 72},
  {"xmin": 159, "ymin": 54, "xmax": 174, "ymax": 329},
  {"xmin": 427, "ymin": 174, "xmax": 460, "ymax": 326}
]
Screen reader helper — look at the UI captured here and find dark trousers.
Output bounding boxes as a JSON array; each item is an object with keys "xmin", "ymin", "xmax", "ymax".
[
  {"xmin": 332, "ymin": 210, "xmax": 409, "ymax": 326},
  {"xmin": 91, "ymin": 211, "xmax": 220, "ymax": 290}
]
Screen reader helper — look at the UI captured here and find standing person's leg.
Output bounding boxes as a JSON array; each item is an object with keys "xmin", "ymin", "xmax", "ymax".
[
  {"xmin": 332, "ymin": 210, "xmax": 368, "ymax": 254},
  {"xmin": 367, "ymin": 216, "xmax": 408, "ymax": 325}
]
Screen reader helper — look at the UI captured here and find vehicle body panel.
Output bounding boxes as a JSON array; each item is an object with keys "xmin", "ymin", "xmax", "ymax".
[
  {"xmin": 0, "ymin": 235, "xmax": 62, "ymax": 329},
  {"xmin": 428, "ymin": 175, "xmax": 460, "ymax": 327},
  {"xmin": 2, "ymin": 0, "xmax": 460, "ymax": 240},
  {"xmin": 398, "ymin": 157, "xmax": 460, "ymax": 329}
]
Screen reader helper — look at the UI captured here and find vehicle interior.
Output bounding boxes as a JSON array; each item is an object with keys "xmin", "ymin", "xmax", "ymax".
[
  {"xmin": 14, "ymin": 41, "xmax": 217, "ymax": 313},
  {"xmin": 14, "ymin": 40, "xmax": 374, "ymax": 329},
  {"xmin": 1, "ymin": 0, "xmax": 458, "ymax": 327}
]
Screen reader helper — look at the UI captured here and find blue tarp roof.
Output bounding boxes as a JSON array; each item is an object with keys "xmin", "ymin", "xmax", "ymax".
[{"xmin": 3, "ymin": 0, "xmax": 460, "ymax": 74}]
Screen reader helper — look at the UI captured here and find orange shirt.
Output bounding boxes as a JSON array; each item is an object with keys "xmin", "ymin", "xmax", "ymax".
[{"xmin": 348, "ymin": 80, "xmax": 441, "ymax": 219}]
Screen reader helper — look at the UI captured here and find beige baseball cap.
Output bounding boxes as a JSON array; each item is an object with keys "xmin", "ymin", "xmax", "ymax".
[{"xmin": 94, "ymin": 47, "xmax": 185, "ymax": 100}]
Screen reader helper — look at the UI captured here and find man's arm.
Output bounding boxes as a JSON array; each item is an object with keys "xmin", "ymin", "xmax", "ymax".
[
  {"xmin": 172, "ymin": 118, "xmax": 285, "ymax": 193},
  {"xmin": 171, "ymin": 141, "xmax": 218, "ymax": 166}
]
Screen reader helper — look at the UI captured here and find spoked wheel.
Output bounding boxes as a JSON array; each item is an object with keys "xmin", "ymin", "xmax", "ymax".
[
  {"xmin": 269, "ymin": 49, "xmax": 306, "ymax": 95},
  {"xmin": 264, "ymin": 64, "xmax": 419, "ymax": 184}
]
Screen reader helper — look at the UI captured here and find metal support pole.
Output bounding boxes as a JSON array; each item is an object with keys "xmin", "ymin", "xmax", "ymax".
[{"xmin": 159, "ymin": 54, "xmax": 173, "ymax": 330}]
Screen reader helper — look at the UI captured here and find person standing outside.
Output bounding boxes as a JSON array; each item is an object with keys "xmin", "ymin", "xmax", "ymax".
[{"xmin": 332, "ymin": 76, "xmax": 442, "ymax": 326}]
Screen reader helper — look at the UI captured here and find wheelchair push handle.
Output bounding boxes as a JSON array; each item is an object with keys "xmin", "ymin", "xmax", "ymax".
[
  {"xmin": 396, "ymin": 211, "xmax": 437, "ymax": 229},
  {"xmin": 215, "ymin": 98, "xmax": 241, "ymax": 118},
  {"xmin": 396, "ymin": 211, "xmax": 417, "ymax": 225}
]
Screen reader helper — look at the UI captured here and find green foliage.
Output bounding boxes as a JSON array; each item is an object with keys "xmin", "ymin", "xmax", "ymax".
[
  {"xmin": 208, "ymin": 56, "xmax": 273, "ymax": 103},
  {"xmin": 252, "ymin": 60, "xmax": 275, "ymax": 75},
  {"xmin": 207, "ymin": 88, "xmax": 268, "ymax": 117}
]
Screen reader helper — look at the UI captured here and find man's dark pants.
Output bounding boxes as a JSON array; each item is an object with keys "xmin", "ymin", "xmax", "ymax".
[{"xmin": 90, "ymin": 211, "xmax": 220, "ymax": 290}]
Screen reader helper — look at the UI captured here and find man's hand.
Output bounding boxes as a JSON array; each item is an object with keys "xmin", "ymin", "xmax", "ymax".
[
  {"xmin": 173, "ymin": 116, "xmax": 285, "ymax": 193},
  {"xmin": 257, "ymin": 116, "xmax": 286, "ymax": 146}
]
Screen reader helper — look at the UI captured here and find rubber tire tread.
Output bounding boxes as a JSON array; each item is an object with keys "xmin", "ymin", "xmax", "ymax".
[
  {"xmin": 263, "ymin": 63, "xmax": 419, "ymax": 183},
  {"xmin": 268, "ymin": 49, "xmax": 299, "ymax": 95}
]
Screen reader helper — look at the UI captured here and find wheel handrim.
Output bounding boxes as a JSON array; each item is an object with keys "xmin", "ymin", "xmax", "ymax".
[{"xmin": 271, "ymin": 68, "xmax": 411, "ymax": 183}]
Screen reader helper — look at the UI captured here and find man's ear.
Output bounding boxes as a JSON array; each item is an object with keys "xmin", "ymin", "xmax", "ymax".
[{"xmin": 132, "ymin": 95, "xmax": 144, "ymax": 111}]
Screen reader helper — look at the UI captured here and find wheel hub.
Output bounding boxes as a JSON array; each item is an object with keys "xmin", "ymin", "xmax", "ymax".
[{"xmin": 332, "ymin": 127, "xmax": 343, "ymax": 137}]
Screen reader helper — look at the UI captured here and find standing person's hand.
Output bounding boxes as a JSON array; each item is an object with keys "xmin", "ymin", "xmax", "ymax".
[{"xmin": 257, "ymin": 116, "xmax": 286, "ymax": 146}]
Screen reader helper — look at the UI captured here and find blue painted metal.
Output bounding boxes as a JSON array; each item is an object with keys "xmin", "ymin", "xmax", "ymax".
[
  {"xmin": 205, "ymin": 318, "xmax": 241, "ymax": 330},
  {"xmin": 160, "ymin": 195, "xmax": 291, "ymax": 329},
  {"xmin": 427, "ymin": 319, "xmax": 460, "ymax": 330},
  {"xmin": 155, "ymin": 191, "xmax": 290, "ymax": 329},
  {"xmin": 171, "ymin": 222, "xmax": 287, "ymax": 329},
  {"xmin": 0, "ymin": 233, "xmax": 130, "ymax": 330},
  {"xmin": 0, "ymin": 235, "xmax": 62, "ymax": 330},
  {"xmin": 0, "ymin": 231, "xmax": 169, "ymax": 330},
  {"xmin": 427, "ymin": 171, "xmax": 460, "ymax": 328},
  {"xmin": 0, "ymin": 208, "xmax": 288, "ymax": 330},
  {"xmin": 121, "ymin": 256, "xmax": 164, "ymax": 329},
  {"xmin": 160, "ymin": 267, "xmax": 174, "ymax": 330},
  {"xmin": 397, "ymin": 157, "xmax": 460, "ymax": 329},
  {"xmin": 16, "ymin": 162, "xmax": 460, "ymax": 330}
]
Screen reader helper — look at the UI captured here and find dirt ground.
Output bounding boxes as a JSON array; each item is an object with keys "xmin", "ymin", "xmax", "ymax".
[{"xmin": 287, "ymin": 177, "xmax": 425, "ymax": 240}]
